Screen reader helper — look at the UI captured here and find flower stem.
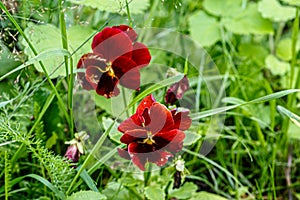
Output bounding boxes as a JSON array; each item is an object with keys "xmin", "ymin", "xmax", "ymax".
[
  {"xmin": 122, "ymin": 87, "xmax": 130, "ymax": 117},
  {"xmin": 125, "ymin": 0, "xmax": 133, "ymax": 27}
]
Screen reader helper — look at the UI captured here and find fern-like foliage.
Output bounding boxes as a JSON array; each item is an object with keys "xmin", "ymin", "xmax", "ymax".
[{"xmin": 0, "ymin": 83, "xmax": 75, "ymax": 195}]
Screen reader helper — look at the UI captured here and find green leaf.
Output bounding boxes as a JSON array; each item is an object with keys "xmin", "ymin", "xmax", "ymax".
[
  {"xmin": 183, "ymin": 131, "xmax": 201, "ymax": 146},
  {"xmin": 0, "ymin": 48, "xmax": 70, "ymax": 81},
  {"xmin": 191, "ymin": 192, "xmax": 227, "ymax": 200},
  {"xmin": 102, "ymin": 117, "xmax": 122, "ymax": 144},
  {"xmin": 144, "ymin": 185, "xmax": 165, "ymax": 200},
  {"xmin": 258, "ymin": 0, "xmax": 296, "ymax": 22},
  {"xmin": 221, "ymin": 3, "xmax": 274, "ymax": 35},
  {"xmin": 203, "ymin": 0, "xmax": 243, "ymax": 17},
  {"xmin": 67, "ymin": 0, "xmax": 149, "ymax": 14},
  {"xmin": 25, "ymin": 174, "xmax": 66, "ymax": 199},
  {"xmin": 0, "ymin": 41, "xmax": 21, "ymax": 76},
  {"xmin": 22, "ymin": 23, "xmax": 93, "ymax": 78},
  {"xmin": 265, "ymin": 54, "xmax": 290, "ymax": 75},
  {"xmin": 238, "ymin": 43, "xmax": 268, "ymax": 66},
  {"xmin": 45, "ymin": 132, "xmax": 58, "ymax": 149},
  {"xmin": 276, "ymin": 37, "xmax": 300, "ymax": 61},
  {"xmin": 282, "ymin": 0, "xmax": 300, "ymax": 6},
  {"xmin": 277, "ymin": 105, "xmax": 300, "ymax": 127},
  {"xmin": 78, "ymin": 169, "xmax": 99, "ymax": 192},
  {"xmin": 169, "ymin": 182, "xmax": 197, "ymax": 199},
  {"xmin": 0, "ymin": 99, "xmax": 15, "ymax": 108},
  {"xmin": 67, "ymin": 191, "xmax": 106, "ymax": 200},
  {"xmin": 191, "ymin": 89, "xmax": 300, "ymax": 120},
  {"xmin": 189, "ymin": 11, "xmax": 221, "ymax": 47}
]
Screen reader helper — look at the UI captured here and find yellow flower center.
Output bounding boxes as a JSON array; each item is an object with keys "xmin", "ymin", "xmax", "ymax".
[{"xmin": 142, "ymin": 131, "xmax": 155, "ymax": 145}]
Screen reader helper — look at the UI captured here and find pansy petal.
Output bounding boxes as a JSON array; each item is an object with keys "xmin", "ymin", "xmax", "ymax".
[
  {"xmin": 148, "ymin": 150, "xmax": 173, "ymax": 167},
  {"xmin": 77, "ymin": 53, "xmax": 106, "ymax": 90},
  {"xmin": 92, "ymin": 27, "xmax": 132, "ymax": 61},
  {"xmin": 85, "ymin": 66, "xmax": 103, "ymax": 89},
  {"xmin": 128, "ymin": 142, "xmax": 154, "ymax": 154},
  {"xmin": 153, "ymin": 129, "xmax": 185, "ymax": 153},
  {"xmin": 136, "ymin": 94, "xmax": 156, "ymax": 115},
  {"xmin": 112, "ymin": 25, "xmax": 137, "ymax": 41},
  {"xmin": 131, "ymin": 42, "xmax": 151, "ymax": 68},
  {"xmin": 120, "ymin": 129, "xmax": 148, "ymax": 144},
  {"xmin": 117, "ymin": 148, "xmax": 131, "ymax": 160},
  {"xmin": 119, "ymin": 68, "xmax": 140, "ymax": 90},
  {"xmin": 113, "ymin": 56, "xmax": 137, "ymax": 76},
  {"xmin": 171, "ymin": 109, "xmax": 192, "ymax": 130},
  {"xmin": 118, "ymin": 113, "xmax": 143, "ymax": 133},
  {"xmin": 96, "ymin": 72, "xmax": 120, "ymax": 98},
  {"xmin": 147, "ymin": 103, "xmax": 174, "ymax": 134},
  {"xmin": 131, "ymin": 154, "xmax": 147, "ymax": 171}
]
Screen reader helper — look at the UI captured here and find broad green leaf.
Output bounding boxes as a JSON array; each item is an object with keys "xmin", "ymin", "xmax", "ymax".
[
  {"xmin": 102, "ymin": 117, "xmax": 122, "ymax": 144},
  {"xmin": 22, "ymin": 23, "xmax": 93, "ymax": 78},
  {"xmin": 221, "ymin": 3, "xmax": 273, "ymax": 35},
  {"xmin": 258, "ymin": 0, "xmax": 296, "ymax": 22},
  {"xmin": 191, "ymin": 192, "xmax": 227, "ymax": 200},
  {"xmin": 288, "ymin": 123, "xmax": 300, "ymax": 140},
  {"xmin": 238, "ymin": 43, "xmax": 268, "ymax": 65},
  {"xmin": 282, "ymin": 0, "xmax": 300, "ymax": 6},
  {"xmin": 203, "ymin": 0, "xmax": 243, "ymax": 17},
  {"xmin": 189, "ymin": 11, "xmax": 221, "ymax": 47},
  {"xmin": 265, "ymin": 54, "xmax": 290, "ymax": 75},
  {"xmin": 183, "ymin": 131, "xmax": 201, "ymax": 146},
  {"xmin": 67, "ymin": 0, "xmax": 149, "ymax": 14},
  {"xmin": 144, "ymin": 185, "xmax": 165, "ymax": 200},
  {"xmin": 67, "ymin": 191, "xmax": 106, "ymax": 200},
  {"xmin": 169, "ymin": 182, "xmax": 197, "ymax": 199},
  {"xmin": 276, "ymin": 38, "xmax": 300, "ymax": 61},
  {"xmin": 0, "ymin": 41, "xmax": 21, "ymax": 76}
]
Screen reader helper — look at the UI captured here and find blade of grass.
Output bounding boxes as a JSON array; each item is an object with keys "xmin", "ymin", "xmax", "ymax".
[{"xmin": 0, "ymin": 2, "xmax": 71, "ymax": 129}]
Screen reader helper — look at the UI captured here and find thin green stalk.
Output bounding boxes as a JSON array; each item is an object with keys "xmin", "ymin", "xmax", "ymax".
[
  {"xmin": 122, "ymin": 87, "xmax": 130, "ymax": 117},
  {"xmin": 125, "ymin": 0, "xmax": 133, "ymax": 27},
  {"xmin": 59, "ymin": 0, "xmax": 69, "ymax": 82},
  {"xmin": 59, "ymin": 0, "xmax": 75, "ymax": 137},
  {"xmin": 0, "ymin": 2, "xmax": 71, "ymax": 127},
  {"xmin": 282, "ymin": 8, "xmax": 299, "ymax": 144}
]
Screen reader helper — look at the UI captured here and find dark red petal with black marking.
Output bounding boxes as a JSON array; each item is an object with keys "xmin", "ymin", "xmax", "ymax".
[
  {"xmin": 171, "ymin": 109, "xmax": 192, "ymax": 131},
  {"xmin": 120, "ymin": 129, "xmax": 148, "ymax": 144},
  {"xmin": 96, "ymin": 72, "xmax": 120, "ymax": 98}
]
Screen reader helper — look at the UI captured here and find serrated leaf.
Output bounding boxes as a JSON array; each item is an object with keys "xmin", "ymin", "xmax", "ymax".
[
  {"xmin": 203, "ymin": 0, "xmax": 243, "ymax": 17},
  {"xmin": 23, "ymin": 24, "xmax": 94, "ymax": 78},
  {"xmin": 67, "ymin": 0, "xmax": 149, "ymax": 14},
  {"xmin": 282, "ymin": 0, "xmax": 300, "ymax": 6},
  {"xmin": 258, "ymin": 0, "xmax": 296, "ymax": 22},
  {"xmin": 265, "ymin": 54, "xmax": 290, "ymax": 75},
  {"xmin": 238, "ymin": 43, "xmax": 268, "ymax": 65},
  {"xmin": 189, "ymin": 11, "xmax": 221, "ymax": 47},
  {"xmin": 169, "ymin": 182, "xmax": 197, "ymax": 199},
  {"xmin": 144, "ymin": 186, "xmax": 165, "ymax": 200},
  {"xmin": 191, "ymin": 192, "xmax": 227, "ymax": 200},
  {"xmin": 221, "ymin": 3, "xmax": 273, "ymax": 35},
  {"xmin": 67, "ymin": 191, "xmax": 106, "ymax": 200},
  {"xmin": 183, "ymin": 131, "xmax": 201, "ymax": 146}
]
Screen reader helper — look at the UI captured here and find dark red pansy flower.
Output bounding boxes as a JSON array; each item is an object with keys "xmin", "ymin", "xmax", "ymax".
[
  {"xmin": 77, "ymin": 25, "xmax": 151, "ymax": 98},
  {"xmin": 117, "ymin": 94, "xmax": 192, "ymax": 170},
  {"xmin": 165, "ymin": 75, "xmax": 189, "ymax": 104}
]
